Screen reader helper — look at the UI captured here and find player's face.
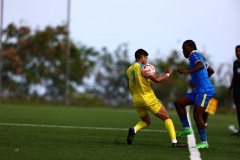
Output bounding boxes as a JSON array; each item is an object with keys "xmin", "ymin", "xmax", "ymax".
[
  {"xmin": 143, "ymin": 56, "xmax": 148, "ymax": 64},
  {"xmin": 182, "ymin": 44, "xmax": 191, "ymax": 58},
  {"xmin": 236, "ymin": 48, "xmax": 240, "ymax": 59},
  {"xmin": 142, "ymin": 55, "xmax": 148, "ymax": 64}
]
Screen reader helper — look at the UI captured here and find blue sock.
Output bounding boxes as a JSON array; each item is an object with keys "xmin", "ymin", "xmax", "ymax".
[
  {"xmin": 180, "ymin": 116, "xmax": 190, "ymax": 128},
  {"xmin": 198, "ymin": 129, "xmax": 207, "ymax": 142}
]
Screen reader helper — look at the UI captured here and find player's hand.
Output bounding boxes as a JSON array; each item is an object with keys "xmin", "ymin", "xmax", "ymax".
[
  {"xmin": 166, "ymin": 68, "xmax": 173, "ymax": 75},
  {"xmin": 177, "ymin": 68, "xmax": 188, "ymax": 74}
]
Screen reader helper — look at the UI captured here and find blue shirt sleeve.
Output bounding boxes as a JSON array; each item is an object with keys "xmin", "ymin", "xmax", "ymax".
[{"xmin": 189, "ymin": 52, "xmax": 203, "ymax": 65}]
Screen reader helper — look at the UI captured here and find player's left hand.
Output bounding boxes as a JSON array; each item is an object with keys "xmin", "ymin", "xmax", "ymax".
[
  {"xmin": 177, "ymin": 68, "xmax": 188, "ymax": 74},
  {"xmin": 166, "ymin": 68, "xmax": 173, "ymax": 75}
]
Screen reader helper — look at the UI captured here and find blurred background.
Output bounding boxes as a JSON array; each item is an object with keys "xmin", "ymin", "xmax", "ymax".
[{"xmin": 0, "ymin": 0, "xmax": 239, "ymax": 111}]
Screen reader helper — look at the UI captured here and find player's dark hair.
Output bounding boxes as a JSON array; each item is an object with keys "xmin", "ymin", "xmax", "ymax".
[
  {"xmin": 236, "ymin": 45, "xmax": 240, "ymax": 51},
  {"xmin": 135, "ymin": 49, "xmax": 148, "ymax": 59},
  {"xmin": 183, "ymin": 40, "xmax": 197, "ymax": 50}
]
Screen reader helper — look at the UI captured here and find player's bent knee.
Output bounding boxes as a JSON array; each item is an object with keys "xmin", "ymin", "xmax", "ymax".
[
  {"xmin": 146, "ymin": 120, "xmax": 151, "ymax": 126},
  {"xmin": 141, "ymin": 117, "xmax": 151, "ymax": 126},
  {"xmin": 174, "ymin": 100, "xmax": 181, "ymax": 108}
]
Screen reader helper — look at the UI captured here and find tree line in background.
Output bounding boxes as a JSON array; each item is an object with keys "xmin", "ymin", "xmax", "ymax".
[{"xmin": 0, "ymin": 23, "xmax": 233, "ymax": 109}]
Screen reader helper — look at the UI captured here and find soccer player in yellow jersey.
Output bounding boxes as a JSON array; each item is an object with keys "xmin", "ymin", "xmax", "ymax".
[{"xmin": 126, "ymin": 49, "xmax": 187, "ymax": 147}]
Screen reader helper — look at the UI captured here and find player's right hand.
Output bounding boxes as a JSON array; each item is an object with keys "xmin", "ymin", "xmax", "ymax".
[{"xmin": 166, "ymin": 68, "xmax": 173, "ymax": 75}]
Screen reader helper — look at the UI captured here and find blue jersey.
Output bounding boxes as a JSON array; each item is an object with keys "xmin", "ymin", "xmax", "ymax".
[{"xmin": 189, "ymin": 51, "xmax": 214, "ymax": 94}]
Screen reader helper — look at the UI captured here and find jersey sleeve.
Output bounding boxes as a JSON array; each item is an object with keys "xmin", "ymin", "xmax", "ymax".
[
  {"xmin": 190, "ymin": 52, "xmax": 203, "ymax": 64},
  {"xmin": 205, "ymin": 63, "xmax": 209, "ymax": 69}
]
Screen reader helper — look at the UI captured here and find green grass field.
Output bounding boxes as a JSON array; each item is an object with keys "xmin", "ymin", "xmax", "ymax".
[{"xmin": 0, "ymin": 104, "xmax": 239, "ymax": 160}]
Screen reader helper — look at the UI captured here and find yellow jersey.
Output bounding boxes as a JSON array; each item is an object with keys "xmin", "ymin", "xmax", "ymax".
[{"xmin": 126, "ymin": 62, "xmax": 159, "ymax": 106}]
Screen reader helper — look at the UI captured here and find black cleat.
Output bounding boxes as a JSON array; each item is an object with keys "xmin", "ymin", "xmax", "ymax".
[
  {"xmin": 230, "ymin": 131, "xmax": 240, "ymax": 137},
  {"xmin": 127, "ymin": 128, "xmax": 135, "ymax": 145},
  {"xmin": 172, "ymin": 142, "xmax": 188, "ymax": 147}
]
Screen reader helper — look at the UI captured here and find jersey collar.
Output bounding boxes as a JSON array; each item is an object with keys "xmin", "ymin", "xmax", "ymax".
[{"xmin": 189, "ymin": 50, "xmax": 197, "ymax": 59}]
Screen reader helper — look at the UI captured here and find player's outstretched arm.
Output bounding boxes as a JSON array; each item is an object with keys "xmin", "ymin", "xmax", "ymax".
[
  {"xmin": 178, "ymin": 61, "xmax": 204, "ymax": 74},
  {"xmin": 150, "ymin": 68, "xmax": 172, "ymax": 83}
]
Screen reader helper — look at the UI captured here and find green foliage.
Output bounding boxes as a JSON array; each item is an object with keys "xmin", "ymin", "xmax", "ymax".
[
  {"xmin": 94, "ymin": 44, "xmax": 132, "ymax": 105},
  {"xmin": 1, "ymin": 23, "xmax": 99, "ymax": 101},
  {"xmin": 214, "ymin": 85, "xmax": 233, "ymax": 108},
  {"xmin": 152, "ymin": 50, "xmax": 189, "ymax": 106},
  {"xmin": 1, "ymin": 23, "xmax": 233, "ymax": 108}
]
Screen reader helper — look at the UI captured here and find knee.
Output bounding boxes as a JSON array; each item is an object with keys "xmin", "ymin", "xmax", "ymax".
[
  {"xmin": 193, "ymin": 111, "xmax": 197, "ymax": 119},
  {"xmin": 193, "ymin": 110, "xmax": 201, "ymax": 120},
  {"xmin": 174, "ymin": 100, "xmax": 181, "ymax": 108},
  {"xmin": 145, "ymin": 120, "xmax": 151, "ymax": 126}
]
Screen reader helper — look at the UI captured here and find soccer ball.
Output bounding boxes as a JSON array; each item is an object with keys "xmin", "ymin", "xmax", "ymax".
[{"xmin": 141, "ymin": 64, "xmax": 155, "ymax": 78}]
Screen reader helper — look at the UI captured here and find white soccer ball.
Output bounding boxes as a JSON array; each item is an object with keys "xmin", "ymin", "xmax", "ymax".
[{"xmin": 141, "ymin": 64, "xmax": 155, "ymax": 78}]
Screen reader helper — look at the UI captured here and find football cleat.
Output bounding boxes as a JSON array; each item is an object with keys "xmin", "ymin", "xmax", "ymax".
[
  {"xmin": 177, "ymin": 128, "xmax": 193, "ymax": 138},
  {"xmin": 230, "ymin": 131, "xmax": 240, "ymax": 137},
  {"xmin": 192, "ymin": 142, "xmax": 209, "ymax": 149},
  {"xmin": 127, "ymin": 128, "xmax": 135, "ymax": 145},
  {"xmin": 172, "ymin": 142, "xmax": 187, "ymax": 147}
]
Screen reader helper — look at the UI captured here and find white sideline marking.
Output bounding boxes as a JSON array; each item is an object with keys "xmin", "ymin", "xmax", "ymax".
[
  {"xmin": 186, "ymin": 105, "xmax": 201, "ymax": 160},
  {"xmin": 0, "ymin": 122, "xmax": 167, "ymax": 133},
  {"xmin": 1, "ymin": 120, "xmax": 200, "ymax": 159}
]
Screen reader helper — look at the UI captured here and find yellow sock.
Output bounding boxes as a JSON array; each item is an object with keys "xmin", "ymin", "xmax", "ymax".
[
  {"xmin": 134, "ymin": 121, "xmax": 147, "ymax": 133},
  {"xmin": 164, "ymin": 119, "xmax": 177, "ymax": 141}
]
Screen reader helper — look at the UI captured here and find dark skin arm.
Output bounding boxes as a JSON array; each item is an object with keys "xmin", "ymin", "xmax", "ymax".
[
  {"xmin": 178, "ymin": 61, "xmax": 204, "ymax": 74},
  {"xmin": 191, "ymin": 64, "xmax": 214, "ymax": 90},
  {"xmin": 150, "ymin": 68, "xmax": 172, "ymax": 83},
  {"xmin": 207, "ymin": 65, "xmax": 214, "ymax": 77}
]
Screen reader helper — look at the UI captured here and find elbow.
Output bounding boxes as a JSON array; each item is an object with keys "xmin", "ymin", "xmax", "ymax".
[
  {"xmin": 200, "ymin": 65, "xmax": 205, "ymax": 70},
  {"xmin": 152, "ymin": 79, "xmax": 159, "ymax": 83},
  {"xmin": 155, "ymin": 79, "xmax": 164, "ymax": 83},
  {"xmin": 151, "ymin": 79, "xmax": 161, "ymax": 83}
]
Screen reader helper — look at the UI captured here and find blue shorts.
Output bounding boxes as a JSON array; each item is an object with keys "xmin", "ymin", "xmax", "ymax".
[{"xmin": 185, "ymin": 91, "xmax": 214, "ymax": 109}]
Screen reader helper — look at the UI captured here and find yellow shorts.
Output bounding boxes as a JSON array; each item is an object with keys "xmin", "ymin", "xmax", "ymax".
[{"xmin": 135, "ymin": 101, "xmax": 162, "ymax": 117}]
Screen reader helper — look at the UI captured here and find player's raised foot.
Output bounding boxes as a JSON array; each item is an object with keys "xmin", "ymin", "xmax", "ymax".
[
  {"xmin": 172, "ymin": 142, "xmax": 187, "ymax": 147},
  {"xmin": 192, "ymin": 142, "xmax": 209, "ymax": 149},
  {"xmin": 127, "ymin": 128, "xmax": 135, "ymax": 145},
  {"xmin": 230, "ymin": 131, "xmax": 240, "ymax": 137},
  {"xmin": 177, "ymin": 128, "xmax": 193, "ymax": 138}
]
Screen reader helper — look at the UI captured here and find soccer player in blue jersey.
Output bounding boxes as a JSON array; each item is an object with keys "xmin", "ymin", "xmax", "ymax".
[
  {"xmin": 174, "ymin": 40, "xmax": 215, "ymax": 149},
  {"xmin": 126, "ymin": 49, "xmax": 187, "ymax": 147},
  {"xmin": 190, "ymin": 62, "xmax": 215, "ymax": 127}
]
